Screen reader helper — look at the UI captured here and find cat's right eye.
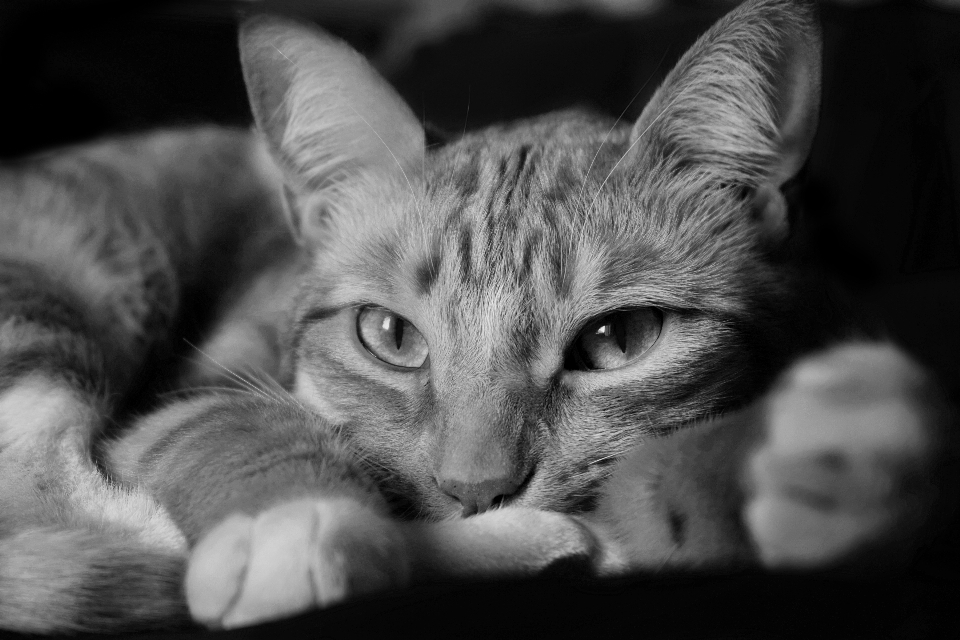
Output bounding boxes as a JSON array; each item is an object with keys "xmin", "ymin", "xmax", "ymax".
[
  {"xmin": 356, "ymin": 306, "xmax": 428, "ymax": 369},
  {"xmin": 566, "ymin": 308, "xmax": 662, "ymax": 371}
]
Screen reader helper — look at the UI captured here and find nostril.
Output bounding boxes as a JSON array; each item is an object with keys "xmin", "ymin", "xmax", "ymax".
[
  {"xmin": 438, "ymin": 478, "xmax": 478, "ymax": 516},
  {"xmin": 438, "ymin": 475, "xmax": 524, "ymax": 516}
]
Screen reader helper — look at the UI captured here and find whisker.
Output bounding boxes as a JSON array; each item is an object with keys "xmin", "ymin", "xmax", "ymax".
[
  {"xmin": 182, "ymin": 339, "xmax": 273, "ymax": 403},
  {"xmin": 577, "ymin": 47, "xmax": 669, "ymax": 203},
  {"xmin": 157, "ymin": 385, "xmax": 255, "ymax": 398},
  {"xmin": 588, "ymin": 452, "xmax": 620, "ymax": 466},
  {"xmin": 655, "ymin": 545, "xmax": 679, "ymax": 574},
  {"xmin": 421, "ymin": 101, "xmax": 427, "ymax": 193},
  {"xmin": 272, "ymin": 45, "xmax": 297, "ymax": 69},
  {"xmin": 453, "ymin": 84, "xmax": 471, "ymax": 167},
  {"xmin": 462, "ymin": 85, "xmax": 471, "ymax": 139},
  {"xmin": 234, "ymin": 363, "xmax": 294, "ymax": 405},
  {"xmin": 589, "ymin": 90, "xmax": 686, "ymax": 214},
  {"xmin": 239, "ymin": 365, "xmax": 295, "ymax": 404},
  {"xmin": 342, "ymin": 438, "xmax": 397, "ymax": 477},
  {"xmin": 346, "ymin": 105, "xmax": 425, "ymax": 220},
  {"xmin": 268, "ymin": 45, "xmax": 301, "ymax": 127}
]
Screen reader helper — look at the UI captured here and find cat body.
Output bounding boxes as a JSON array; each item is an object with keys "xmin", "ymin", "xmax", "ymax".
[
  {"xmin": 0, "ymin": 127, "xmax": 303, "ymax": 630},
  {"xmin": 0, "ymin": 0, "xmax": 949, "ymax": 632}
]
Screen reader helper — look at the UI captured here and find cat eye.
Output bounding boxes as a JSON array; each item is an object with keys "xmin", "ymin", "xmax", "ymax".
[
  {"xmin": 356, "ymin": 306, "xmax": 428, "ymax": 369},
  {"xmin": 566, "ymin": 308, "xmax": 662, "ymax": 371}
]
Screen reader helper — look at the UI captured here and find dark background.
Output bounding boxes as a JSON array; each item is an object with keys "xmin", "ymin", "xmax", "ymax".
[{"xmin": 0, "ymin": 0, "xmax": 957, "ymax": 637}]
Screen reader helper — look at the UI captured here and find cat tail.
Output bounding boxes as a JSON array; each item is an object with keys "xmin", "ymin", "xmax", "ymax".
[{"xmin": 0, "ymin": 528, "xmax": 188, "ymax": 633}]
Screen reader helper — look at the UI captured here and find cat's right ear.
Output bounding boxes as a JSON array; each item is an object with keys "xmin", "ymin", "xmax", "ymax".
[{"xmin": 239, "ymin": 15, "xmax": 425, "ymax": 248}]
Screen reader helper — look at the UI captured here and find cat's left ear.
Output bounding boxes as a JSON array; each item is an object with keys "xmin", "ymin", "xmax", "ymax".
[
  {"xmin": 239, "ymin": 15, "xmax": 425, "ymax": 248},
  {"xmin": 629, "ymin": 0, "xmax": 822, "ymax": 242}
]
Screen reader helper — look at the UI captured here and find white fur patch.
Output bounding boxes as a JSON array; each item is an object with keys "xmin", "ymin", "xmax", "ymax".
[
  {"xmin": 0, "ymin": 376, "xmax": 186, "ymax": 554},
  {"xmin": 0, "ymin": 377, "xmax": 82, "ymax": 449},
  {"xmin": 68, "ymin": 467, "xmax": 187, "ymax": 554}
]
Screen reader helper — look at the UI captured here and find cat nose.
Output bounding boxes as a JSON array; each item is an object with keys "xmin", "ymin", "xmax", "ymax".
[{"xmin": 438, "ymin": 476, "xmax": 524, "ymax": 516}]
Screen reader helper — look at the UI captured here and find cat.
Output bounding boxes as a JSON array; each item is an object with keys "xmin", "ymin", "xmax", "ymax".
[{"xmin": 0, "ymin": 0, "xmax": 950, "ymax": 633}]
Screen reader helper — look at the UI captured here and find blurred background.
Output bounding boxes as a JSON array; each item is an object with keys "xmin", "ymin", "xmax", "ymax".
[{"xmin": 0, "ymin": 1, "xmax": 957, "ymax": 635}]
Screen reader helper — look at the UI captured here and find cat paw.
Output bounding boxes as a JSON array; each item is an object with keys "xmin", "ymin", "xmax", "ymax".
[
  {"xmin": 745, "ymin": 343, "xmax": 942, "ymax": 569},
  {"xmin": 407, "ymin": 507, "xmax": 601, "ymax": 579},
  {"xmin": 185, "ymin": 498, "xmax": 409, "ymax": 629}
]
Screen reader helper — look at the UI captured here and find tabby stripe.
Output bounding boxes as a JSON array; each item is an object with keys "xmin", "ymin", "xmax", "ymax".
[
  {"xmin": 457, "ymin": 224, "xmax": 472, "ymax": 281},
  {"xmin": 414, "ymin": 250, "xmax": 442, "ymax": 296},
  {"xmin": 137, "ymin": 402, "xmax": 228, "ymax": 474},
  {"xmin": 0, "ymin": 262, "xmax": 98, "ymax": 338},
  {"xmin": 124, "ymin": 396, "xmax": 381, "ymax": 543},
  {"xmin": 0, "ymin": 343, "xmax": 104, "ymax": 397},
  {"xmin": 290, "ymin": 306, "xmax": 340, "ymax": 353}
]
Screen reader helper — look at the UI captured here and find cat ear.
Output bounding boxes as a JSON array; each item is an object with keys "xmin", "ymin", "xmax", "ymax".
[
  {"xmin": 629, "ymin": 0, "xmax": 821, "ymax": 242},
  {"xmin": 239, "ymin": 15, "xmax": 424, "ymax": 247}
]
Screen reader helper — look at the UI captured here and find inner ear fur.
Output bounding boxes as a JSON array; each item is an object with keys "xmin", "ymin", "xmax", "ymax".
[
  {"xmin": 239, "ymin": 14, "xmax": 425, "ymax": 246},
  {"xmin": 629, "ymin": 0, "xmax": 822, "ymax": 242}
]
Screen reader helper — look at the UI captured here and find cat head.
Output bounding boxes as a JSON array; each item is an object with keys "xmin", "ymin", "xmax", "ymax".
[{"xmin": 240, "ymin": 0, "xmax": 824, "ymax": 518}]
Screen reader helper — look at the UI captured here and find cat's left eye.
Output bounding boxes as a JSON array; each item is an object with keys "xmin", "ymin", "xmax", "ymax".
[
  {"xmin": 356, "ymin": 306, "xmax": 428, "ymax": 369},
  {"xmin": 566, "ymin": 308, "xmax": 662, "ymax": 371}
]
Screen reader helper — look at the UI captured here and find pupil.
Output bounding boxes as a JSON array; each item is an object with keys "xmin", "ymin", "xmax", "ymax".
[
  {"xmin": 614, "ymin": 317, "xmax": 627, "ymax": 353},
  {"xmin": 394, "ymin": 316, "xmax": 405, "ymax": 349}
]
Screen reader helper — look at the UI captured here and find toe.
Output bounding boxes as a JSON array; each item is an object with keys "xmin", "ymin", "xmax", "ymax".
[{"xmin": 186, "ymin": 513, "xmax": 254, "ymax": 627}]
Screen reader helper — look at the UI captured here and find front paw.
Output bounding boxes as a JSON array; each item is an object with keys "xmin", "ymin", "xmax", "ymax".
[
  {"xmin": 185, "ymin": 498, "xmax": 409, "ymax": 629},
  {"xmin": 745, "ymin": 343, "xmax": 944, "ymax": 569},
  {"xmin": 406, "ymin": 507, "xmax": 601, "ymax": 580}
]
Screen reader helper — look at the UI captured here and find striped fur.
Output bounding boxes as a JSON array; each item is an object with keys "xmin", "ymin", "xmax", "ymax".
[
  {"xmin": 0, "ymin": 0, "xmax": 948, "ymax": 632},
  {"xmin": 0, "ymin": 127, "xmax": 296, "ymax": 630}
]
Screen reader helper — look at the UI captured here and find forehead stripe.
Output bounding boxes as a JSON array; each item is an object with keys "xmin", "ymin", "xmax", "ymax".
[
  {"xmin": 415, "ymin": 251, "xmax": 442, "ymax": 296},
  {"xmin": 458, "ymin": 224, "xmax": 472, "ymax": 281},
  {"xmin": 499, "ymin": 144, "xmax": 532, "ymax": 213}
]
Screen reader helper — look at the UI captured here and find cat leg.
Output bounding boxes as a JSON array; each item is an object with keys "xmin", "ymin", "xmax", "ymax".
[
  {"xmin": 745, "ymin": 343, "xmax": 948, "ymax": 569},
  {"xmin": 109, "ymin": 394, "xmax": 412, "ymax": 630},
  {"xmin": 402, "ymin": 508, "xmax": 600, "ymax": 581},
  {"xmin": 587, "ymin": 407, "xmax": 764, "ymax": 573},
  {"xmin": 187, "ymin": 502, "xmax": 601, "ymax": 628},
  {"xmin": 165, "ymin": 432, "xmax": 597, "ymax": 627}
]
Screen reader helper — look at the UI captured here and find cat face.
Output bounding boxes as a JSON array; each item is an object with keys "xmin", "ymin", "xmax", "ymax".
[
  {"xmin": 240, "ymin": 0, "xmax": 823, "ymax": 519},
  {"xmin": 288, "ymin": 114, "xmax": 783, "ymax": 518}
]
